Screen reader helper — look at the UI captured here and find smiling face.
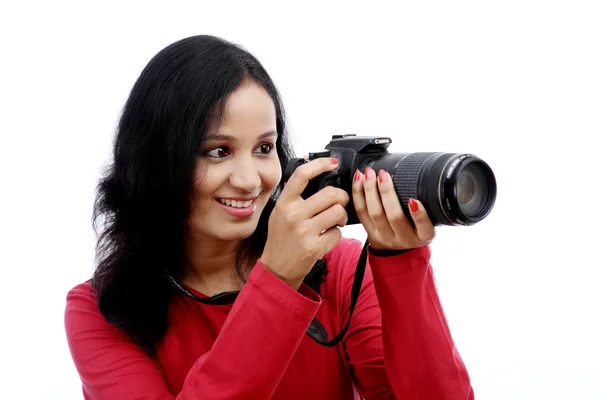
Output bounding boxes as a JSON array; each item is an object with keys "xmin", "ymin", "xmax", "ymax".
[{"xmin": 187, "ymin": 80, "xmax": 282, "ymax": 242}]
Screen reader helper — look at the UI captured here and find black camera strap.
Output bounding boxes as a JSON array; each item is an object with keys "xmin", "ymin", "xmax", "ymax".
[
  {"xmin": 166, "ymin": 240, "xmax": 369, "ymax": 348},
  {"xmin": 306, "ymin": 240, "xmax": 368, "ymax": 347}
]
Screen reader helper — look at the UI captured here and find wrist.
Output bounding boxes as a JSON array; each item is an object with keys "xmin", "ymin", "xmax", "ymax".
[{"xmin": 258, "ymin": 258, "xmax": 303, "ymax": 290}]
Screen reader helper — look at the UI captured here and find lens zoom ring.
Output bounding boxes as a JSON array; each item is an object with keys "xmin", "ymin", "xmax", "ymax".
[{"xmin": 391, "ymin": 153, "xmax": 437, "ymax": 203}]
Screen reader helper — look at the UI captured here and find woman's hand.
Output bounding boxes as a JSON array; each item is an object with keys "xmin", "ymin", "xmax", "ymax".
[
  {"xmin": 352, "ymin": 167, "xmax": 435, "ymax": 251},
  {"xmin": 260, "ymin": 158, "xmax": 349, "ymax": 290}
]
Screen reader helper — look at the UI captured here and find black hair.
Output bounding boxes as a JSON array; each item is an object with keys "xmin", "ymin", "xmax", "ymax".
[{"xmin": 91, "ymin": 35, "xmax": 327, "ymax": 356}]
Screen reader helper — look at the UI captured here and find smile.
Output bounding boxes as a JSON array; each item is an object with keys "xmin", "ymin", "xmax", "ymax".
[
  {"xmin": 217, "ymin": 197, "xmax": 257, "ymax": 208},
  {"xmin": 215, "ymin": 197, "xmax": 259, "ymax": 218},
  {"xmin": 217, "ymin": 198, "xmax": 255, "ymax": 208}
]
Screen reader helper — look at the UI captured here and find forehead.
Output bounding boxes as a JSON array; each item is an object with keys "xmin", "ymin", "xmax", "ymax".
[{"xmin": 217, "ymin": 81, "xmax": 276, "ymax": 137}]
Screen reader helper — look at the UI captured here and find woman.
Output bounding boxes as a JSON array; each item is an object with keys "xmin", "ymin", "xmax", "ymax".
[{"xmin": 64, "ymin": 34, "xmax": 474, "ymax": 399}]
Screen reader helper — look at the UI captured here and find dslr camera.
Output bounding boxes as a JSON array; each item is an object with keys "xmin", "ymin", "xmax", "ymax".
[{"xmin": 282, "ymin": 134, "xmax": 497, "ymax": 226}]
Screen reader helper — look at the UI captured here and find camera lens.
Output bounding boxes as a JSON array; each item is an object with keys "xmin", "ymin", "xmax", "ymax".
[
  {"xmin": 367, "ymin": 152, "xmax": 496, "ymax": 226},
  {"xmin": 456, "ymin": 162, "xmax": 488, "ymax": 218}
]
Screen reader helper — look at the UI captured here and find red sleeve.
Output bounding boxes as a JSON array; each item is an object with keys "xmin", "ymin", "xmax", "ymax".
[
  {"xmin": 334, "ymin": 239, "xmax": 474, "ymax": 399},
  {"xmin": 64, "ymin": 263, "xmax": 321, "ymax": 400}
]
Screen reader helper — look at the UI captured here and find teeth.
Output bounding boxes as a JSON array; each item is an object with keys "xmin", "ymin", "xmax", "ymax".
[{"xmin": 219, "ymin": 199, "xmax": 253, "ymax": 208}]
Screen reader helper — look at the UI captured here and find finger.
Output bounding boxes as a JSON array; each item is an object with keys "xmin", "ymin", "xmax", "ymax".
[
  {"xmin": 377, "ymin": 170, "xmax": 413, "ymax": 234},
  {"xmin": 303, "ymin": 186, "xmax": 349, "ymax": 218},
  {"xmin": 311, "ymin": 204, "xmax": 348, "ymax": 233},
  {"xmin": 408, "ymin": 198, "xmax": 436, "ymax": 243},
  {"xmin": 317, "ymin": 225, "xmax": 343, "ymax": 256},
  {"xmin": 280, "ymin": 157, "xmax": 339, "ymax": 202},
  {"xmin": 363, "ymin": 167, "xmax": 394, "ymax": 237},
  {"xmin": 351, "ymin": 169, "xmax": 376, "ymax": 233}
]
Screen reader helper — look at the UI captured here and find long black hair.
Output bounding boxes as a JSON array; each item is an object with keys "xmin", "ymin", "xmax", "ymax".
[{"xmin": 91, "ymin": 35, "xmax": 326, "ymax": 356}]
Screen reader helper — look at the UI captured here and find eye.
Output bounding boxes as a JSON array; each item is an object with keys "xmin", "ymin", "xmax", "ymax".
[
  {"xmin": 204, "ymin": 146, "xmax": 230, "ymax": 158},
  {"xmin": 254, "ymin": 143, "xmax": 274, "ymax": 155}
]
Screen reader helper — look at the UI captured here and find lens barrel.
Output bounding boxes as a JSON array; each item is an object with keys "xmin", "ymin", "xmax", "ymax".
[{"xmin": 367, "ymin": 152, "xmax": 496, "ymax": 226}]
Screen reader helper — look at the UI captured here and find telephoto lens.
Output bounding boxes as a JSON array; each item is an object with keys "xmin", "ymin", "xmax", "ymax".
[{"xmin": 368, "ymin": 152, "xmax": 496, "ymax": 226}]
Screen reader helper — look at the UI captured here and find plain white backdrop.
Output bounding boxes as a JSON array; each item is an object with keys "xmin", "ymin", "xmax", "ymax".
[{"xmin": 1, "ymin": 1, "xmax": 599, "ymax": 399}]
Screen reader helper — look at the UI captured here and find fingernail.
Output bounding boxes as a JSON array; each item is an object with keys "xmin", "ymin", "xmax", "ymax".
[
  {"xmin": 331, "ymin": 158, "xmax": 339, "ymax": 165},
  {"xmin": 409, "ymin": 198, "xmax": 419, "ymax": 213},
  {"xmin": 365, "ymin": 167, "xmax": 375, "ymax": 180},
  {"xmin": 378, "ymin": 169, "xmax": 388, "ymax": 183},
  {"xmin": 353, "ymin": 170, "xmax": 361, "ymax": 182}
]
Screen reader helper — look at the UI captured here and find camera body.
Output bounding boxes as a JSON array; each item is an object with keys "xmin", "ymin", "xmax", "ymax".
[{"xmin": 283, "ymin": 134, "xmax": 393, "ymax": 225}]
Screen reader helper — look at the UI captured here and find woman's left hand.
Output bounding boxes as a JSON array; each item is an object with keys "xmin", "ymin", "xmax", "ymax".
[{"xmin": 352, "ymin": 167, "xmax": 436, "ymax": 251}]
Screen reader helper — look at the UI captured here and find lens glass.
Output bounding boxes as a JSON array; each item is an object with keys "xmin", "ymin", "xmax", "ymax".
[{"xmin": 456, "ymin": 163, "xmax": 488, "ymax": 218}]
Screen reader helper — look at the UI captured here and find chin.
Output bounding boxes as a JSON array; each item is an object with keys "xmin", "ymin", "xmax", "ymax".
[{"xmin": 216, "ymin": 221, "xmax": 259, "ymax": 241}]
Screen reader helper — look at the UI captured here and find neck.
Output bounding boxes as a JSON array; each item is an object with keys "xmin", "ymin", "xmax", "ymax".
[{"xmin": 183, "ymin": 235, "xmax": 246, "ymax": 296}]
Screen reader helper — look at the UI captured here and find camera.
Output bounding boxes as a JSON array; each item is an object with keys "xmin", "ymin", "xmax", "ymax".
[{"xmin": 282, "ymin": 134, "xmax": 497, "ymax": 226}]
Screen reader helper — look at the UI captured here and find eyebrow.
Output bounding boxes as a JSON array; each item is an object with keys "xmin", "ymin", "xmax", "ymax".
[{"xmin": 205, "ymin": 130, "xmax": 278, "ymax": 141}]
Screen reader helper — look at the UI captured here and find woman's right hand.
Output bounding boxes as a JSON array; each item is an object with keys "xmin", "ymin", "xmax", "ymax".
[{"xmin": 260, "ymin": 158, "xmax": 349, "ymax": 290}]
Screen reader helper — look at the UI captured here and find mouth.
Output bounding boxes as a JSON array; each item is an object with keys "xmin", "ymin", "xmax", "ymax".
[
  {"xmin": 215, "ymin": 196, "xmax": 259, "ymax": 218},
  {"xmin": 215, "ymin": 197, "xmax": 258, "ymax": 209}
]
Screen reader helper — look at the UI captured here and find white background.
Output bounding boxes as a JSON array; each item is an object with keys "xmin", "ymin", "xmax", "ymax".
[{"xmin": 1, "ymin": 1, "xmax": 599, "ymax": 399}]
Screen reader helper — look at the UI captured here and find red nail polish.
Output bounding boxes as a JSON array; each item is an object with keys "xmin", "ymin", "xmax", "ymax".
[
  {"xmin": 331, "ymin": 158, "xmax": 339, "ymax": 165},
  {"xmin": 353, "ymin": 170, "xmax": 361, "ymax": 182},
  {"xmin": 409, "ymin": 198, "xmax": 419, "ymax": 213},
  {"xmin": 365, "ymin": 167, "xmax": 375, "ymax": 180},
  {"xmin": 378, "ymin": 169, "xmax": 388, "ymax": 183}
]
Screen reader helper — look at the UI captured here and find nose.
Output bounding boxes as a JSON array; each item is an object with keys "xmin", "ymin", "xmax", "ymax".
[{"xmin": 228, "ymin": 155, "xmax": 261, "ymax": 193}]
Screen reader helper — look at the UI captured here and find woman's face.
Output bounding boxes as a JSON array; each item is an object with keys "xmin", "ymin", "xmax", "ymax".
[{"xmin": 188, "ymin": 81, "xmax": 282, "ymax": 242}]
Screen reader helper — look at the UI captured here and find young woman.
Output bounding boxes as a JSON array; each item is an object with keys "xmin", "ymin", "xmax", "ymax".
[{"xmin": 64, "ymin": 34, "xmax": 474, "ymax": 399}]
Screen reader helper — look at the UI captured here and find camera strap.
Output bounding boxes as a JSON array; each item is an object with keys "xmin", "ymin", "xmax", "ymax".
[
  {"xmin": 305, "ymin": 240, "xmax": 368, "ymax": 347},
  {"xmin": 166, "ymin": 240, "xmax": 369, "ymax": 348}
]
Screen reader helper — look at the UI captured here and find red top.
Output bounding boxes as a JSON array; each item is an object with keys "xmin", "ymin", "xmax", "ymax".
[{"xmin": 64, "ymin": 237, "xmax": 474, "ymax": 399}]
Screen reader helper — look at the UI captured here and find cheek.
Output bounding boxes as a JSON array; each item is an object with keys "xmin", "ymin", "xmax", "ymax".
[
  {"xmin": 260, "ymin": 159, "xmax": 282, "ymax": 189},
  {"xmin": 192, "ymin": 165, "xmax": 224, "ymax": 200}
]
